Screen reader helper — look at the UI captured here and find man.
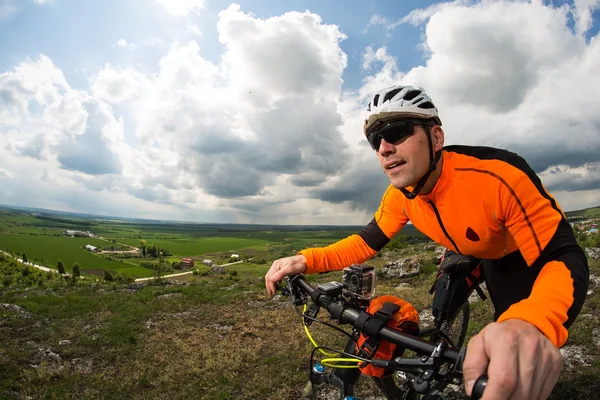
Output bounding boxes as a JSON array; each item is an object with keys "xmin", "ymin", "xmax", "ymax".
[{"xmin": 265, "ymin": 85, "xmax": 589, "ymax": 399}]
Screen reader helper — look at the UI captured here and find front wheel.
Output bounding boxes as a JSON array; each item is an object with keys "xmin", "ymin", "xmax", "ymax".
[{"xmin": 439, "ymin": 301, "xmax": 470, "ymax": 350}]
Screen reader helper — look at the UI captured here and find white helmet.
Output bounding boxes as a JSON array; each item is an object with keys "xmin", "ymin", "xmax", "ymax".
[{"xmin": 364, "ymin": 85, "xmax": 442, "ymax": 136}]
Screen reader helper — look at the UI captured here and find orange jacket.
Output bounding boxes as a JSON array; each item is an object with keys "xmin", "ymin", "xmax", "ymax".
[{"xmin": 299, "ymin": 146, "xmax": 589, "ymax": 347}]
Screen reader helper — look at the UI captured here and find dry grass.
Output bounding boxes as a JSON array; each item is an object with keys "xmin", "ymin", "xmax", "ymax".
[{"xmin": 0, "ymin": 254, "xmax": 599, "ymax": 399}]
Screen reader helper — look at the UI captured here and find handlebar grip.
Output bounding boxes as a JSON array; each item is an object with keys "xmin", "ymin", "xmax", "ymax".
[{"xmin": 470, "ymin": 374, "xmax": 488, "ymax": 400}]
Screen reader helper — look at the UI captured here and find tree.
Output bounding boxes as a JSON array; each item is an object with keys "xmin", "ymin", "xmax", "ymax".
[
  {"xmin": 57, "ymin": 260, "xmax": 65, "ymax": 274},
  {"xmin": 104, "ymin": 270, "xmax": 114, "ymax": 282},
  {"xmin": 139, "ymin": 239, "xmax": 147, "ymax": 258},
  {"xmin": 72, "ymin": 263, "xmax": 81, "ymax": 278},
  {"xmin": 147, "ymin": 244, "xmax": 158, "ymax": 258},
  {"xmin": 22, "ymin": 253, "xmax": 28, "ymax": 264}
]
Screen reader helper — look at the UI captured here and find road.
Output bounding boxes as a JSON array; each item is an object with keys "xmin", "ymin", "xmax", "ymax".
[
  {"xmin": 134, "ymin": 259, "xmax": 250, "ymax": 282},
  {"xmin": 1, "ymin": 250, "xmax": 55, "ymax": 272}
]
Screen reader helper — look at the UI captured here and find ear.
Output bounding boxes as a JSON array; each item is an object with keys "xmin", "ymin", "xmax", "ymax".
[{"xmin": 430, "ymin": 126, "xmax": 445, "ymax": 151}]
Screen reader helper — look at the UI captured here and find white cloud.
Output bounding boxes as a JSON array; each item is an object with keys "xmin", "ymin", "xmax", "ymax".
[
  {"xmin": 33, "ymin": 0, "xmax": 52, "ymax": 4},
  {"xmin": 0, "ymin": 167, "xmax": 13, "ymax": 178},
  {"xmin": 91, "ymin": 66, "xmax": 149, "ymax": 104},
  {"xmin": 573, "ymin": 0, "xmax": 600, "ymax": 35},
  {"xmin": 155, "ymin": 0, "xmax": 204, "ymax": 17},
  {"xmin": 317, "ymin": 0, "xmax": 600, "ymax": 217},
  {"xmin": 2, "ymin": 1, "xmax": 600, "ymax": 224},
  {"xmin": 117, "ymin": 39, "xmax": 128, "ymax": 48}
]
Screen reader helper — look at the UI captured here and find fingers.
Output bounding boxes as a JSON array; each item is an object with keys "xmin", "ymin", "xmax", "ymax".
[
  {"xmin": 463, "ymin": 332, "xmax": 490, "ymax": 397},
  {"xmin": 464, "ymin": 320, "xmax": 563, "ymax": 400},
  {"xmin": 481, "ymin": 327, "xmax": 518, "ymax": 400},
  {"xmin": 264, "ymin": 255, "xmax": 307, "ymax": 295},
  {"xmin": 537, "ymin": 341, "xmax": 563, "ymax": 400},
  {"xmin": 265, "ymin": 261, "xmax": 282, "ymax": 296}
]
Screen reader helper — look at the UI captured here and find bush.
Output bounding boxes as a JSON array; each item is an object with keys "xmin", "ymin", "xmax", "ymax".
[
  {"xmin": 104, "ymin": 270, "xmax": 114, "ymax": 282},
  {"xmin": 140, "ymin": 260, "xmax": 157, "ymax": 269},
  {"xmin": 193, "ymin": 266, "xmax": 210, "ymax": 276},
  {"xmin": 114, "ymin": 272, "xmax": 134, "ymax": 284},
  {"xmin": 72, "ymin": 263, "xmax": 80, "ymax": 278},
  {"xmin": 3, "ymin": 275, "xmax": 12, "ymax": 287},
  {"xmin": 57, "ymin": 260, "xmax": 65, "ymax": 274}
]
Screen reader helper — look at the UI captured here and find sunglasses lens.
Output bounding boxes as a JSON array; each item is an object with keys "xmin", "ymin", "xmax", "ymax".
[{"xmin": 368, "ymin": 123, "xmax": 415, "ymax": 151}]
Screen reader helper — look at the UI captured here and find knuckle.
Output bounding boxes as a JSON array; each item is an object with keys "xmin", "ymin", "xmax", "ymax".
[{"xmin": 495, "ymin": 370, "xmax": 518, "ymax": 390}]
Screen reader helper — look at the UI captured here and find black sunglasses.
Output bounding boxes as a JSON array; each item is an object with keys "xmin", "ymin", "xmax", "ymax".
[{"xmin": 366, "ymin": 119, "xmax": 429, "ymax": 151}]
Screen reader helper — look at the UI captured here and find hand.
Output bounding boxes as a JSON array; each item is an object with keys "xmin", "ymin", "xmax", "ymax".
[
  {"xmin": 264, "ymin": 255, "xmax": 308, "ymax": 296},
  {"xmin": 463, "ymin": 319, "xmax": 563, "ymax": 400}
]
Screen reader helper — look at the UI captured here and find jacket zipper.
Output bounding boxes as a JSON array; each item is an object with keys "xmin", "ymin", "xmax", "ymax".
[{"xmin": 428, "ymin": 200, "xmax": 461, "ymax": 254}]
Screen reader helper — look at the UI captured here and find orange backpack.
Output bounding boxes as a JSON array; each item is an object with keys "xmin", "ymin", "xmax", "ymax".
[{"xmin": 355, "ymin": 295, "xmax": 420, "ymax": 377}]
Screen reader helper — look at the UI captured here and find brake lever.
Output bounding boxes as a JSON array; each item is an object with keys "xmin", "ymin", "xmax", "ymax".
[
  {"xmin": 284, "ymin": 276, "xmax": 305, "ymax": 306},
  {"xmin": 303, "ymin": 303, "xmax": 320, "ymax": 326}
]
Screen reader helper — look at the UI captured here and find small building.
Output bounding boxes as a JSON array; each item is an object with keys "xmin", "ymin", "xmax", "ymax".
[
  {"xmin": 230, "ymin": 254, "xmax": 240, "ymax": 259},
  {"xmin": 202, "ymin": 259, "xmax": 213, "ymax": 266},
  {"xmin": 65, "ymin": 230, "xmax": 94, "ymax": 237},
  {"xmin": 85, "ymin": 244, "xmax": 100, "ymax": 253},
  {"xmin": 181, "ymin": 257, "xmax": 195, "ymax": 268}
]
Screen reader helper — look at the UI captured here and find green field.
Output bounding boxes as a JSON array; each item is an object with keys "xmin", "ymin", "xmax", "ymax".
[
  {"xmin": 566, "ymin": 206, "xmax": 600, "ymax": 218},
  {"xmin": 118, "ymin": 237, "xmax": 270, "ymax": 257},
  {"xmin": 0, "ymin": 234, "xmax": 153, "ymax": 277}
]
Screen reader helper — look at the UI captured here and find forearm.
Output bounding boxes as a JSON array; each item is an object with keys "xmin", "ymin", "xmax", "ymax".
[
  {"xmin": 497, "ymin": 238, "xmax": 589, "ymax": 347},
  {"xmin": 299, "ymin": 234, "xmax": 378, "ymax": 274}
]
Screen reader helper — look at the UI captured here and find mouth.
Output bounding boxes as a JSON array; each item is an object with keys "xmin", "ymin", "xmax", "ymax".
[{"xmin": 385, "ymin": 160, "xmax": 406, "ymax": 171}]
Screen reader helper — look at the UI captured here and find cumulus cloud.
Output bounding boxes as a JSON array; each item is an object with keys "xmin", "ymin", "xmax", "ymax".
[
  {"xmin": 317, "ymin": 0, "xmax": 600, "ymax": 215},
  {"xmin": 393, "ymin": 0, "xmax": 600, "ymax": 181},
  {"xmin": 126, "ymin": 5, "xmax": 350, "ymax": 204},
  {"xmin": 91, "ymin": 66, "xmax": 149, "ymax": 104},
  {"xmin": 2, "ymin": 1, "xmax": 600, "ymax": 224}
]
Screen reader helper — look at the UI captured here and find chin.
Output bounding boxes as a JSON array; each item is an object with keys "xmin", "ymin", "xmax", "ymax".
[{"xmin": 387, "ymin": 175, "xmax": 416, "ymax": 190}]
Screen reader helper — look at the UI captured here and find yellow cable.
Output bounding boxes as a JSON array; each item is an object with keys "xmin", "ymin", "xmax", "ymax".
[
  {"xmin": 302, "ymin": 305, "xmax": 363, "ymax": 368},
  {"xmin": 321, "ymin": 358, "xmax": 362, "ymax": 368}
]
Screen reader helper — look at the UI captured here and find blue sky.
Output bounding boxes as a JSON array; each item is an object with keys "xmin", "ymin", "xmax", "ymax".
[
  {"xmin": 1, "ymin": 0, "xmax": 600, "ymax": 224},
  {"xmin": 0, "ymin": 0, "xmax": 439, "ymax": 90}
]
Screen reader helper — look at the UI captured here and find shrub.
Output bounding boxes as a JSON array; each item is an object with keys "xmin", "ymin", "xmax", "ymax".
[
  {"xmin": 57, "ymin": 260, "xmax": 65, "ymax": 274},
  {"xmin": 104, "ymin": 270, "xmax": 114, "ymax": 282},
  {"xmin": 72, "ymin": 263, "xmax": 81, "ymax": 278}
]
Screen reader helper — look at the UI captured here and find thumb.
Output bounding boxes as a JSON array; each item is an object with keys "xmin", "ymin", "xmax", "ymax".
[{"xmin": 462, "ymin": 333, "xmax": 490, "ymax": 396}]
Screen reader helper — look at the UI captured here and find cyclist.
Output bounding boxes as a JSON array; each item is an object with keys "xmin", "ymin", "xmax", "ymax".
[{"xmin": 265, "ymin": 85, "xmax": 589, "ymax": 399}]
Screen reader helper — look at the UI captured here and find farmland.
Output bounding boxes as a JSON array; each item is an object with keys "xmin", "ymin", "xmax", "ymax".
[{"xmin": 0, "ymin": 206, "xmax": 382, "ymax": 279}]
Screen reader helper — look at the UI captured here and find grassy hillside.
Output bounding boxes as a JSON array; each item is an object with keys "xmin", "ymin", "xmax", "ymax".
[
  {"xmin": 1, "ymin": 244, "xmax": 599, "ymax": 399},
  {"xmin": 565, "ymin": 206, "xmax": 600, "ymax": 218}
]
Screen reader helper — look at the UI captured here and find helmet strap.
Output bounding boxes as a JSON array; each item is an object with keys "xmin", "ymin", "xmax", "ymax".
[{"xmin": 400, "ymin": 124, "xmax": 441, "ymax": 200}]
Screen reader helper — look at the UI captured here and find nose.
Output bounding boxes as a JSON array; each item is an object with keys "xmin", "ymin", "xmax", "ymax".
[{"xmin": 378, "ymin": 138, "xmax": 395, "ymax": 156}]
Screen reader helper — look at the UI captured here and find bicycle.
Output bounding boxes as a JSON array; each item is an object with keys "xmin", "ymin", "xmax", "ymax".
[{"xmin": 280, "ymin": 269, "xmax": 487, "ymax": 400}]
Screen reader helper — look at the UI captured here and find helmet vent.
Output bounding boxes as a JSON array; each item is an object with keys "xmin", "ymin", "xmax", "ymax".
[
  {"xmin": 403, "ymin": 89, "xmax": 421, "ymax": 101},
  {"xmin": 373, "ymin": 94, "xmax": 380, "ymax": 108},
  {"xmin": 382, "ymin": 88, "xmax": 402, "ymax": 104}
]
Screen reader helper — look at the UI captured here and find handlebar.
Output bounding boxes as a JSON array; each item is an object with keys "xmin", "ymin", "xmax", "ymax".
[{"xmin": 283, "ymin": 274, "xmax": 488, "ymax": 400}]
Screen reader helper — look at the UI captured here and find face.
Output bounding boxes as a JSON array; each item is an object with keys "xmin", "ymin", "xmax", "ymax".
[{"xmin": 374, "ymin": 124, "xmax": 444, "ymax": 190}]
